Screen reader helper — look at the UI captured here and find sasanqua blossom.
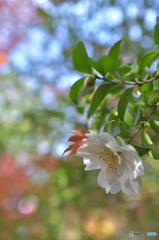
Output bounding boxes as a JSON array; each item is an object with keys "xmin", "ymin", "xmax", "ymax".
[{"xmin": 64, "ymin": 130, "xmax": 153, "ymax": 196}]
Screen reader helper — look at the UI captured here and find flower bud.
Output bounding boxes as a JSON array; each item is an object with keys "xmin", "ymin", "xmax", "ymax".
[{"xmin": 84, "ymin": 76, "xmax": 96, "ymax": 88}]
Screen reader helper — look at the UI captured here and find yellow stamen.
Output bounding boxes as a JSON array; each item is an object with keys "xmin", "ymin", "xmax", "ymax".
[{"xmin": 99, "ymin": 147, "xmax": 118, "ymax": 170}]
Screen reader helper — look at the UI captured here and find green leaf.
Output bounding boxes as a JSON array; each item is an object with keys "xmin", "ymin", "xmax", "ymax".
[
  {"xmin": 128, "ymin": 143, "xmax": 150, "ymax": 157},
  {"xmin": 141, "ymin": 131, "xmax": 152, "ymax": 148},
  {"xmin": 134, "ymin": 106, "xmax": 141, "ymax": 125},
  {"xmin": 92, "ymin": 110, "xmax": 105, "ymax": 131},
  {"xmin": 108, "ymin": 38, "xmax": 124, "ymax": 76},
  {"xmin": 105, "ymin": 108, "xmax": 118, "ymax": 122},
  {"xmin": 109, "ymin": 85, "xmax": 124, "ymax": 94},
  {"xmin": 124, "ymin": 104, "xmax": 135, "ymax": 126},
  {"xmin": 116, "ymin": 58, "xmax": 122, "ymax": 71},
  {"xmin": 89, "ymin": 55, "xmax": 113, "ymax": 76},
  {"xmin": 141, "ymin": 131, "xmax": 159, "ymax": 159},
  {"xmin": 153, "ymin": 79, "xmax": 159, "ymax": 90},
  {"xmin": 72, "ymin": 42, "xmax": 92, "ymax": 74},
  {"xmin": 152, "ymin": 70, "xmax": 157, "ymax": 77},
  {"xmin": 69, "ymin": 77, "xmax": 86, "ymax": 104},
  {"xmin": 120, "ymin": 122, "xmax": 130, "ymax": 136},
  {"xmin": 157, "ymin": 62, "xmax": 159, "ymax": 72},
  {"xmin": 150, "ymin": 115, "xmax": 159, "ymax": 134},
  {"xmin": 150, "ymin": 143, "xmax": 159, "ymax": 159},
  {"xmin": 154, "ymin": 22, "xmax": 159, "ymax": 46},
  {"xmin": 139, "ymin": 51, "xmax": 158, "ymax": 74},
  {"xmin": 131, "ymin": 58, "xmax": 138, "ymax": 73},
  {"xmin": 151, "ymin": 134, "xmax": 159, "ymax": 145},
  {"xmin": 140, "ymin": 81, "xmax": 153, "ymax": 93},
  {"xmin": 119, "ymin": 65, "xmax": 131, "ymax": 77},
  {"xmin": 121, "ymin": 73, "xmax": 135, "ymax": 82},
  {"xmin": 89, "ymin": 83, "xmax": 115, "ymax": 116},
  {"xmin": 118, "ymin": 87, "xmax": 134, "ymax": 121},
  {"xmin": 148, "ymin": 91, "xmax": 159, "ymax": 104}
]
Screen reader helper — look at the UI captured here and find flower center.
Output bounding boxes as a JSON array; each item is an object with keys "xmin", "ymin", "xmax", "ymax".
[{"xmin": 99, "ymin": 147, "xmax": 118, "ymax": 170}]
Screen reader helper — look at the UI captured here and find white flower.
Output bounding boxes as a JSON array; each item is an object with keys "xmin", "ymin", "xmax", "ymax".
[{"xmin": 76, "ymin": 130, "xmax": 153, "ymax": 196}]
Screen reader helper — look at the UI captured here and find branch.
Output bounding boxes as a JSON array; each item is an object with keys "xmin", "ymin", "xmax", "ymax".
[
  {"xmin": 137, "ymin": 76, "xmax": 159, "ymax": 86},
  {"xmin": 95, "ymin": 75, "xmax": 116, "ymax": 84},
  {"xmin": 95, "ymin": 75, "xmax": 159, "ymax": 86},
  {"xmin": 128, "ymin": 102, "xmax": 159, "ymax": 143}
]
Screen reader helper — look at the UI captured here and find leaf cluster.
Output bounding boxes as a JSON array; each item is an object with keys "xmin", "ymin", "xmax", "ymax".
[{"xmin": 69, "ymin": 24, "xmax": 159, "ymax": 160}]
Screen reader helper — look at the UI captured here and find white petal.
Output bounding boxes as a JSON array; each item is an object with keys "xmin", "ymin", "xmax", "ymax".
[
  {"xmin": 83, "ymin": 158, "xmax": 90, "ymax": 165},
  {"xmin": 84, "ymin": 158, "xmax": 100, "ymax": 170},
  {"xmin": 97, "ymin": 169, "xmax": 106, "ymax": 188},
  {"xmin": 109, "ymin": 181, "xmax": 121, "ymax": 194},
  {"xmin": 116, "ymin": 138, "xmax": 145, "ymax": 177},
  {"xmin": 81, "ymin": 141, "xmax": 103, "ymax": 152},
  {"xmin": 121, "ymin": 178, "xmax": 134, "ymax": 196},
  {"xmin": 104, "ymin": 165, "xmax": 118, "ymax": 192},
  {"xmin": 142, "ymin": 160, "xmax": 153, "ymax": 169},
  {"xmin": 129, "ymin": 177, "xmax": 141, "ymax": 193},
  {"xmin": 116, "ymin": 136, "xmax": 137, "ymax": 152},
  {"xmin": 120, "ymin": 153, "xmax": 144, "ymax": 178},
  {"xmin": 105, "ymin": 136, "xmax": 121, "ymax": 153},
  {"xmin": 104, "ymin": 165, "xmax": 117, "ymax": 182},
  {"xmin": 117, "ymin": 165, "xmax": 129, "ymax": 183},
  {"xmin": 85, "ymin": 131, "xmax": 110, "ymax": 147},
  {"xmin": 100, "ymin": 132, "xmax": 115, "ymax": 144}
]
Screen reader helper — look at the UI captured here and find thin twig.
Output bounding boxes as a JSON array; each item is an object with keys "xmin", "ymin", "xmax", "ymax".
[
  {"xmin": 128, "ymin": 102, "xmax": 159, "ymax": 143},
  {"xmin": 96, "ymin": 75, "xmax": 159, "ymax": 86},
  {"xmin": 95, "ymin": 76, "xmax": 116, "ymax": 84}
]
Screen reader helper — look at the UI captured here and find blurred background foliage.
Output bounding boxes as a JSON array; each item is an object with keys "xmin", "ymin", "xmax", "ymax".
[{"xmin": 0, "ymin": 0, "xmax": 159, "ymax": 239}]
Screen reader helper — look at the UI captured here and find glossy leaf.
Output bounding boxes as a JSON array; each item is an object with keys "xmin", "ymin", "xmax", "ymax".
[
  {"xmin": 72, "ymin": 42, "xmax": 92, "ymax": 74},
  {"xmin": 109, "ymin": 85, "xmax": 124, "ymax": 94},
  {"xmin": 140, "ymin": 81, "xmax": 153, "ymax": 93},
  {"xmin": 121, "ymin": 73, "xmax": 135, "ymax": 82},
  {"xmin": 89, "ymin": 83, "xmax": 115, "ymax": 116},
  {"xmin": 128, "ymin": 143, "xmax": 150, "ymax": 157},
  {"xmin": 153, "ymin": 79, "xmax": 159, "ymax": 90},
  {"xmin": 119, "ymin": 64, "xmax": 131, "ymax": 77},
  {"xmin": 119, "ymin": 122, "xmax": 130, "ymax": 136},
  {"xmin": 92, "ymin": 110, "xmax": 105, "ymax": 131},
  {"xmin": 141, "ymin": 131, "xmax": 159, "ymax": 159},
  {"xmin": 150, "ymin": 143, "xmax": 159, "ymax": 159},
  {"xmin": 133, "ymin": 106, "xmax": 141, "ymax": 125},
  {"xmin": 150, "ymin": 115, "xmax": 159, "ymax": 134},
  {"xmin": 152, "ymin": 133, "xmax": 159, "ymax": 142},
  {"xmin": 148, "ymin": 91, "xmax": 159, "ymax": 104},
  {"xmin": 124, "ymin": 104, "xmax": 136, "ymax": 126},
  {"xmin": 131, "ymin": 58, "xmax": 138, "ymax": 73},
  {"xmin": 141, "ymin": 131, "xmax": 152, "ymax": 148},
  {"xmin": 89, "ymin": 55, "xmax": 112, "ymax": 76},
  {"xmin": 118, "ymin": 87, "xmax": 134, "ymax": 121},
  {"xmin": 108, "ymin": 38, "xmax": 124, "ymax": 76},
  {"xmin": 154, "ymin": 22, "xmax": 159, "ymax": 46},
  {"xmin": 69, "ymin": 77, "xmax": 86, "ymax": 104},
  {"xmin": 139, "ymin": 51, "xmax": 158, "ymax": 74},
  {"xmin": 157, "ymin": 62, "xmax": 159, "ymax": 73}
]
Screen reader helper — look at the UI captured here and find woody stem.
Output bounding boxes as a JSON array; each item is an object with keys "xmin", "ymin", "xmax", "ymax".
[{"xmin": 128, "ymin": 102, "xmax": 159, "ymax": 143}]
